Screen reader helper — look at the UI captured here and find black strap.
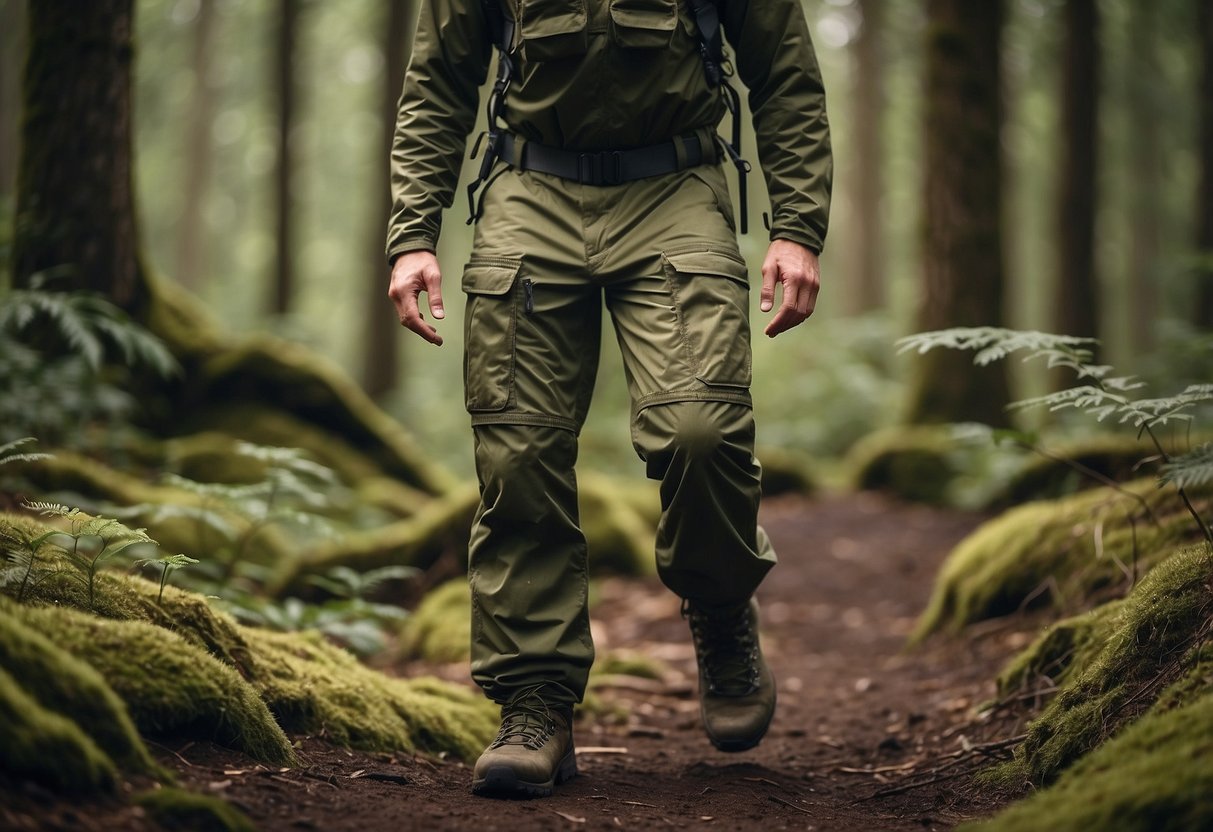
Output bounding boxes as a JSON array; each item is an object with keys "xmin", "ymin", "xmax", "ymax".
[
  {"xmin": 687, "ymin": 0, "xmax": 724, "ymax": 87},
  {"xmin": 468, "ymin": 0, "xmax": 516, "ymax": 223},
  {"xmin": 498, "ymin": 133, "xmax": 714, "ymax": 186}
]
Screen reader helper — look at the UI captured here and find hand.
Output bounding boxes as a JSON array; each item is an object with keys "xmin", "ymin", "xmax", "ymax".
[
  {"xmin": 388, "ymin": 250, "xmax": 446, "ymax": 346},
  {"xmin": 759, "ymin": 240, "xmax": 821, "ymax": 338}
]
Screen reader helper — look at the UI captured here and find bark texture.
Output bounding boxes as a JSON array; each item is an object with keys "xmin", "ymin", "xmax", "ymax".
[
  {"xmin": 10, "ymin": 0, "xmax": 144, "ymax": 311},
  {"xmin": 903, "ymin": 0, "xmax": 1011, "ymax": 426},
  {"xmin": 1054, "ymin": 0, "xmax": 1100, "ymax": 344}
]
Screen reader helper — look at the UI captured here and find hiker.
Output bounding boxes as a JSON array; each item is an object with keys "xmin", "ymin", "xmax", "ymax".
[{"xmin": 386, "ymin": 0, "xmax": 831, "ymax": 798}]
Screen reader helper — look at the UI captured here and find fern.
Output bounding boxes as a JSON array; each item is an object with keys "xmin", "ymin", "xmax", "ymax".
[
  {"xmin": 1160, "ymin": 444, "xmax": 1213, "ymax": 491},
  {"xmin": 0, "ymin": 437, "xmax": 53, "ymax": 467}
]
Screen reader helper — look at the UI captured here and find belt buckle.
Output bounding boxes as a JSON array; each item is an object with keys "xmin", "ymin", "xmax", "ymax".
[{"xmin": 577, "ymin": 151, "xmax": 623, "ymax": 186}]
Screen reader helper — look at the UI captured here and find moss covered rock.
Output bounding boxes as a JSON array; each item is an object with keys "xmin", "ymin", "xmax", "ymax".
[
  {"xmin": 134, "ymin": 786, "xmax": 257, "ymax": 832},
  {"xmin": 578, "ymin": 472, "xmax": 657, "ymax": 576},
  {"xmin": 0, "ymin": 666, "xmax": 118, "ymax": 794},
  {"xmin": 996, "ymin": 600, "xmax": 1125, "ymax": 696},
  {"xmin": 990, "ymin": 545, "xmax": 1212, "ymax": 787},
  {"xmin": 964, "ymin": 692, "xmax": 1213, "ymax": 832},
  {"xmin": 16, "ymin": 605, "xmax": 295, "ymax": 765},
  {"xmin": 844, "ymin": 425, "xmax": 959, "ymax": 505},
  {"xmin": 913, "ymin": 479, "xmax": 1210, "ymax": 638},
  {"xmin": 399, "ymin": 578, "xmax": 471, "ymax": 664},
  {"xmin": 0, "ymin": 603, "xmax": 159, "ymax": 776}
]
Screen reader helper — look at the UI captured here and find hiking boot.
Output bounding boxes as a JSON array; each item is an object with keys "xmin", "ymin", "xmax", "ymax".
[
  {"xmin": 684, "ymin": 597, "xmax": 776, "ymax": 752},
  {"xmin": 471, "ymin": 686, "xmax": 577, "ymax": 798}
]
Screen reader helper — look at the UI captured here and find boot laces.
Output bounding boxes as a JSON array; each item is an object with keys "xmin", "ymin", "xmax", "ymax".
[
  {"xmin": 489, "ymin": 685, "xmax": 563, "ymax": 751},
  {"xmin": 683, "ymin": 600, "xmax": 760, "ymax": 696}
]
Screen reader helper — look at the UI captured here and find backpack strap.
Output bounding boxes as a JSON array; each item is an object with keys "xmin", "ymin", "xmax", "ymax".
[
  {"xmin": 686, "ymin": 0, "xmax": 751, "ymax": 233},
  {"xmin": 467, "ymin": 0, "xmax": 517, "ymax": 223}
]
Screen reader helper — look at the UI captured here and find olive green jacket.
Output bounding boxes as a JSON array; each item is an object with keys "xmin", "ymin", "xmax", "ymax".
[{"xmin": 386, "ymin": 0, "xmax": 832, "ymax": 260}]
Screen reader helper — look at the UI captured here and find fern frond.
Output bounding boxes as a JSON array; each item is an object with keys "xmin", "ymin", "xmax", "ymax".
[
  {"xmin": 1159, "ymin": 443, "xmax": 1213, "ymax": 490},
  {"xmin": 23, "ymin": 500, "xmax": 82, "ymax": 519}
]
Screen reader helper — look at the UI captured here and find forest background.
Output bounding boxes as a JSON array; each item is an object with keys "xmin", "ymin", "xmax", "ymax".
[{"xmin": 4, "ymin": 0, "xmax": 1208, "ymax": 479}]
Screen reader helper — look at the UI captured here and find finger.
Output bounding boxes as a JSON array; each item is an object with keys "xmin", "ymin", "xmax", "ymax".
[
  {"xmin": 400, "ymin": 289, "xmax": 444, "ymax": 346},
  {"xmin": 424, "ymin": 265, "xmax": 445, "ymax": 320},
  {"xmin": 759, "ymin": 260, "xmax": 777, "ymax": 313},
  {"xmin": 801, "ymin": 275, "xmax": 820, "ymax": 318},
  {"xmin": 763, "ymin": 305, "xmax": 806, "ymax": 338}
]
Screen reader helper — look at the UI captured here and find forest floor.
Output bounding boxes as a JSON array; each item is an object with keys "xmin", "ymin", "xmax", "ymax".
[{"xmin": 3, "ymin": 493, "xmax": 1044, "ymax": 831}]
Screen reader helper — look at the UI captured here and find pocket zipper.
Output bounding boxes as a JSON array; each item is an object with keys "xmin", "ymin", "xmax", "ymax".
[{"xmin": 523, "ymin": 278, "xmax": 535, "ymax": 315}]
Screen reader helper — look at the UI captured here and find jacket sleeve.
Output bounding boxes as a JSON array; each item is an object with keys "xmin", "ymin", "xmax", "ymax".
[
  {"xmin": 723, "ymin": 0, "xmax": 832, "ymax": 254},
  {"xmin": 385, "ymin": 0, "xmax": 492, "ymax": 261}
]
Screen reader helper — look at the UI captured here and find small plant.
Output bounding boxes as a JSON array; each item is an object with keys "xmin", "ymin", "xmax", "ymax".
[
  {"xmin": 0, "ymin": 280, "xmax": 179, "ymax": 446},
  {"xmin": 122, "ymin": 442, "xmax": 343, "ymax": 584},
  {"xmin": 137, "ymin": 553, "xmax": 200, "ymax": 604},
  {"xmin": 28, "ymin": 501, "xmax": 159, "ymax": 609},
  {"xmin": 0, "ymin": 437, "xmax": 53, "ymax": 468},
  {"xmin": 899, "ymin": 327, "xmax": 1213, "ymax": 544}
]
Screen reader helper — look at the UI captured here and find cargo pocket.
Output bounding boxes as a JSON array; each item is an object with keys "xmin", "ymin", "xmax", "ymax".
[
  {"xmin": 609, "ymin": 0, "xmax": 677, "ymax": 48},
  {"xmin": 690, "ymin": 167, "xmax": 736, "ymax": 233},
  {"xmin": 519, "ymin": 0, "xmax": 588, "ymax": 62},
  {"xmin": 662, "ymin": 248, "xmax": 752, "ymax": 389},
  {"xmin": 463, "ymin": 257, "xmax": 523, "ymax": 412}
]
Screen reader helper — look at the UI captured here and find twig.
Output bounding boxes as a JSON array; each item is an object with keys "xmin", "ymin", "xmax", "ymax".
[
  {"xmin": 853, "ymin": 767, "xmax": 971, "ymax": 803},
  {"xmin": 768, "ymin": 795, "xmax": 813, "ymax": 815}
]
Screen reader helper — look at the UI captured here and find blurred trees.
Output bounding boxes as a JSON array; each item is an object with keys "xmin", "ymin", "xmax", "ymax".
[
  {"xmin": 1053, "ymin": 0, "xmax": 1100, "ymax": 349},
  {"xmin": 271, "ymin": 0, "xmax": 302, "ymax": 316},
  {"xmin": 174, "ymin": 0, "xmax": 217, "ymax": 292},
  {"xmin": 0, "ymin": 0, "xmax": 24, "ymax": 205},
  {"xmin": 1198, "ymin": 0, "xmax": 1213, "ymax": 329},
  {"xmin": 846, "ymin": 0, "xmax": 886, "ymax": 315},
  {"xmin": 1126, "ymin": 0, "xmax": 1159, "ymax": 353},
  {"xmin": 903, "ymin": 0, "xmax": 1011, "ymax": 425}
]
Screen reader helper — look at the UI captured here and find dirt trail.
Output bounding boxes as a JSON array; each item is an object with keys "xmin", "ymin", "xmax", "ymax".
[{"xmin": 3, "ymin": 493, "xmax": 1037, "ymax": 831}]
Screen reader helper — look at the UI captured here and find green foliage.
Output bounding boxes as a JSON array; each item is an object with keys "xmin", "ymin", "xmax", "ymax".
[
  {"xmin": 0, "ymin": 436, "xmax": 53, "ymax": 468},
  {"xmin": 30, "ymin": 503, "xmax": 157, "ymax": 609},
  {"xmin": 1159, "ymin": 442, "xmax": 1213, "ymax": 490},
  {"xmin": 222, "ymin": 591, "xmax": 408, "ymax": 658},
  {"xmin": 137, "ymin": 553, "xmax": 200, "ymax": 603},
  {"xmin": 0, "ymin": 283, "xmax": 179, "ymax": 445}
]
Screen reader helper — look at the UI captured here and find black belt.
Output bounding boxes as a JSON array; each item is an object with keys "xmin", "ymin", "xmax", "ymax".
[{"xmin": 497, "ymin": 131, "xmax": 715, "ymax": 186}]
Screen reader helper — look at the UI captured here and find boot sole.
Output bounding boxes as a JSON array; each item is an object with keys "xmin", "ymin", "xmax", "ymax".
[
  {"xmin": 471, "ymin": 748, "xmax": 577, "ymax": 799},
  {"xmin": 703, "ymin": 689, "xmax": 777, "ymax": 753}
]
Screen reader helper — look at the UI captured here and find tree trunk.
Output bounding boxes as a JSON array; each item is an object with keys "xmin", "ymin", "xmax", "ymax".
[
  {"xmin": 270, "ymin": 0, "xmax": 301, "ymax": 317},
  {"xmin": 174, "ymin": 0, "xmax": 218, "ymax": 293},
  {"xmin": 1126, "ymin": 1, "xmax": 1159, "ymax": 354},
  {"xmin": 10, "ymin": 0, "xmax": 145, "ymax": 313},
  {"xmin": 846, "ymin": 0, "xmax": 886, "ymax": 315},
  {"xmin": 361, "ymin": 0, "xmax": 415, "ymax": 400},
  {"xmin": 1197, "ymin": 0, "xmax": 1213, "ymax": 328},
  {"xmin": 903, "ymin": 0, "xmax": 1011, "ymax": 426},
  {"xmin": 0, "ymin": 0, "xmax": 27, "ymax": 206},
  {"xmin": 1054, "ymin": 0, "xmax": 1100, "ymax": 345}
]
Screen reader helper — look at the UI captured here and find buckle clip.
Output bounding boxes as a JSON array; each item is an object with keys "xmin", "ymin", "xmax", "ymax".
[{"xmin": 577, "ymin": 151, "xmax": 623, "ymax": 186}]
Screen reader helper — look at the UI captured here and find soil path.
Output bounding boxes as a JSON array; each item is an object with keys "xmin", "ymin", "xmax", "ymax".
[{"xmin": 4, "ymin": 493, "xmax": 1037, "ymax": 831}]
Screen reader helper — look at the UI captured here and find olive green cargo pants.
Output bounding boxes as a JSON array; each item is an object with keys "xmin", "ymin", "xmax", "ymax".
[{"xmin": 463, "ymin": 159, "xmax": 777, "ymax": 707}]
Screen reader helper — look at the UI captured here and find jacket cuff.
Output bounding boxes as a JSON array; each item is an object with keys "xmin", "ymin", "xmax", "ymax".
[
  {"xmin": 769, "ymin": 226, "xmax": 824, "ymax": 257},
  {"xmin": 386, "ymin": 235, "xmax": 438, "ymax": 265}
]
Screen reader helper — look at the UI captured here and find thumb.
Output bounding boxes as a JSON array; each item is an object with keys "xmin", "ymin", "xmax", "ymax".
[{"xmin": 425, "ymin": 265, "xmax": 445, "ymax": 319}]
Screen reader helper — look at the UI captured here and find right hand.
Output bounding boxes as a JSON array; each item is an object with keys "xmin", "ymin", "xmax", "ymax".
[{"xmin": 388, "ymin": 250, "xmax": 446, "ymax": 346}]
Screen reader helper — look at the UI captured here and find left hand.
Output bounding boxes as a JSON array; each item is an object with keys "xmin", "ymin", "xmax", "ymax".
[{"xmin": 759, "ymin": 239, "xmax": 821, "ymax": 338}]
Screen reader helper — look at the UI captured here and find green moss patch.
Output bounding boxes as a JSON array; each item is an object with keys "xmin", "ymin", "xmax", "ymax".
[
  {"xmin": 0, "ymin": 666, "xmax": 118, "ymax": 794},
  {"xmin": 399, "ymin": 578, "xmax": 471, "ymax": 664},
  {"xmin": 0, "ymin": 603, "xmax": 159, "ymax": 776},
  {"xmin": 996, "ymin": 600, "xmax": 1125, "ymax": 696},
  {"xmin": 16, "ymin": 605, "xmax": 295, "ymax": 765},
  {"xmin": 844, "ymin": 425, "xmax": 958, "ymax": 505},
  {"xmin": 134, "ymin": 786, "xmax": 256, "ymax": 832},
  {"xmin": 964, "ymin": 691, "xmax": 1213, "ymax": 832},
  {"xmin": 247, "ymin": 628, "xmax": 495, "ymax": 759},
  {"xmin": 914, "ymin": 479, "xmax": 1210, "ymax": 639},
  {"xmin": 991, "ymin": 545, "xmax": 1212, "ymax": 787}
]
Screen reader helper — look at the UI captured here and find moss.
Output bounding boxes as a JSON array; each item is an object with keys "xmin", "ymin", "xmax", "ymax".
[
  {"xmin": 0, "ymin": 603, "xmax": 159, "ymax": 776},
  {"xmin": 592, "ymin": 649, "xmax": 668, "ymax": 681},
  {"xmin": 985, "ymin": 433, "xmax": 1204, "ymax": 509},
  {"xmin": 913, "ymin": 479, "xmax": 1211, "ymax": 639},
  {"xmin": 963, "ymin": 692, "xmax": 1213, "ymax": 832},
  {"xmin": 399, "ymin": 578, "xmax": 471, "ymax": 663},
  {"xmin": 195, "ymin": 336, "xmax": 457, "ymax": 496},
  {"xmin": 578, "ymin": 472, "xmax": 657, "ymax": 576},
  {"xmin": 0, "ymin": 666, "xmax": 118, "ymax": 794},
  {"xmin": 844, "ymin": 425, "xmax": 959, "ymax": 504},
  {"xmin": 755, "ymin": 445, "xmax": 818, "ymax": 496},
  {"xmin": 135, "ymin": 786, "xmax": 256, "ymax": 832},
  {"xmin": 997, "ymin": 600, "xmax": 1124, "ymax": 696},
  {"xmin": 245, "ymin": 628, "xmax": 495, "ymax": 760},
  {"xmin": 6, "ymin": 454, "xmax": 296, "ymax": 566},
  {"xmin": 989, "ymin": 545, "xmax": 1212, "ymax": 787},
  {"xmin": 269, "ymin": 483, "xmax": 481, "ymax": 596},
  {"xmin": 15, "ymin": 605, "xmax": 296, "ymax": 765}
]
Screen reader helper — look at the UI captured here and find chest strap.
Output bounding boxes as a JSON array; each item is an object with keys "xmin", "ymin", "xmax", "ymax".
[{"xmin": 498, "ymin": 131, "xmax": 717, "ymax": 186}]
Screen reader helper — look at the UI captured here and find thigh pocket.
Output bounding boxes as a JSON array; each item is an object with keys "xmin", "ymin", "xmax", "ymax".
[
  {"xmin": 463, "ymin": 257, "xmax": 523, "ymax": 412},
  {"xmin": 662, "ymin": 248, "xmax": 752, "ymax": 389},
  {"xmin": 519, "ymin": 0, "xmax": 589, "ymax": 62},
  {"xmin": 609, "ymin": 0, "xmax": 677, "ymax": 48}
]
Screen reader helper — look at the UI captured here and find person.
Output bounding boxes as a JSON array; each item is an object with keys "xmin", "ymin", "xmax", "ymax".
[{"xmin": 386, "ymin": 0, "xmax": 831, "ymax": 799}]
